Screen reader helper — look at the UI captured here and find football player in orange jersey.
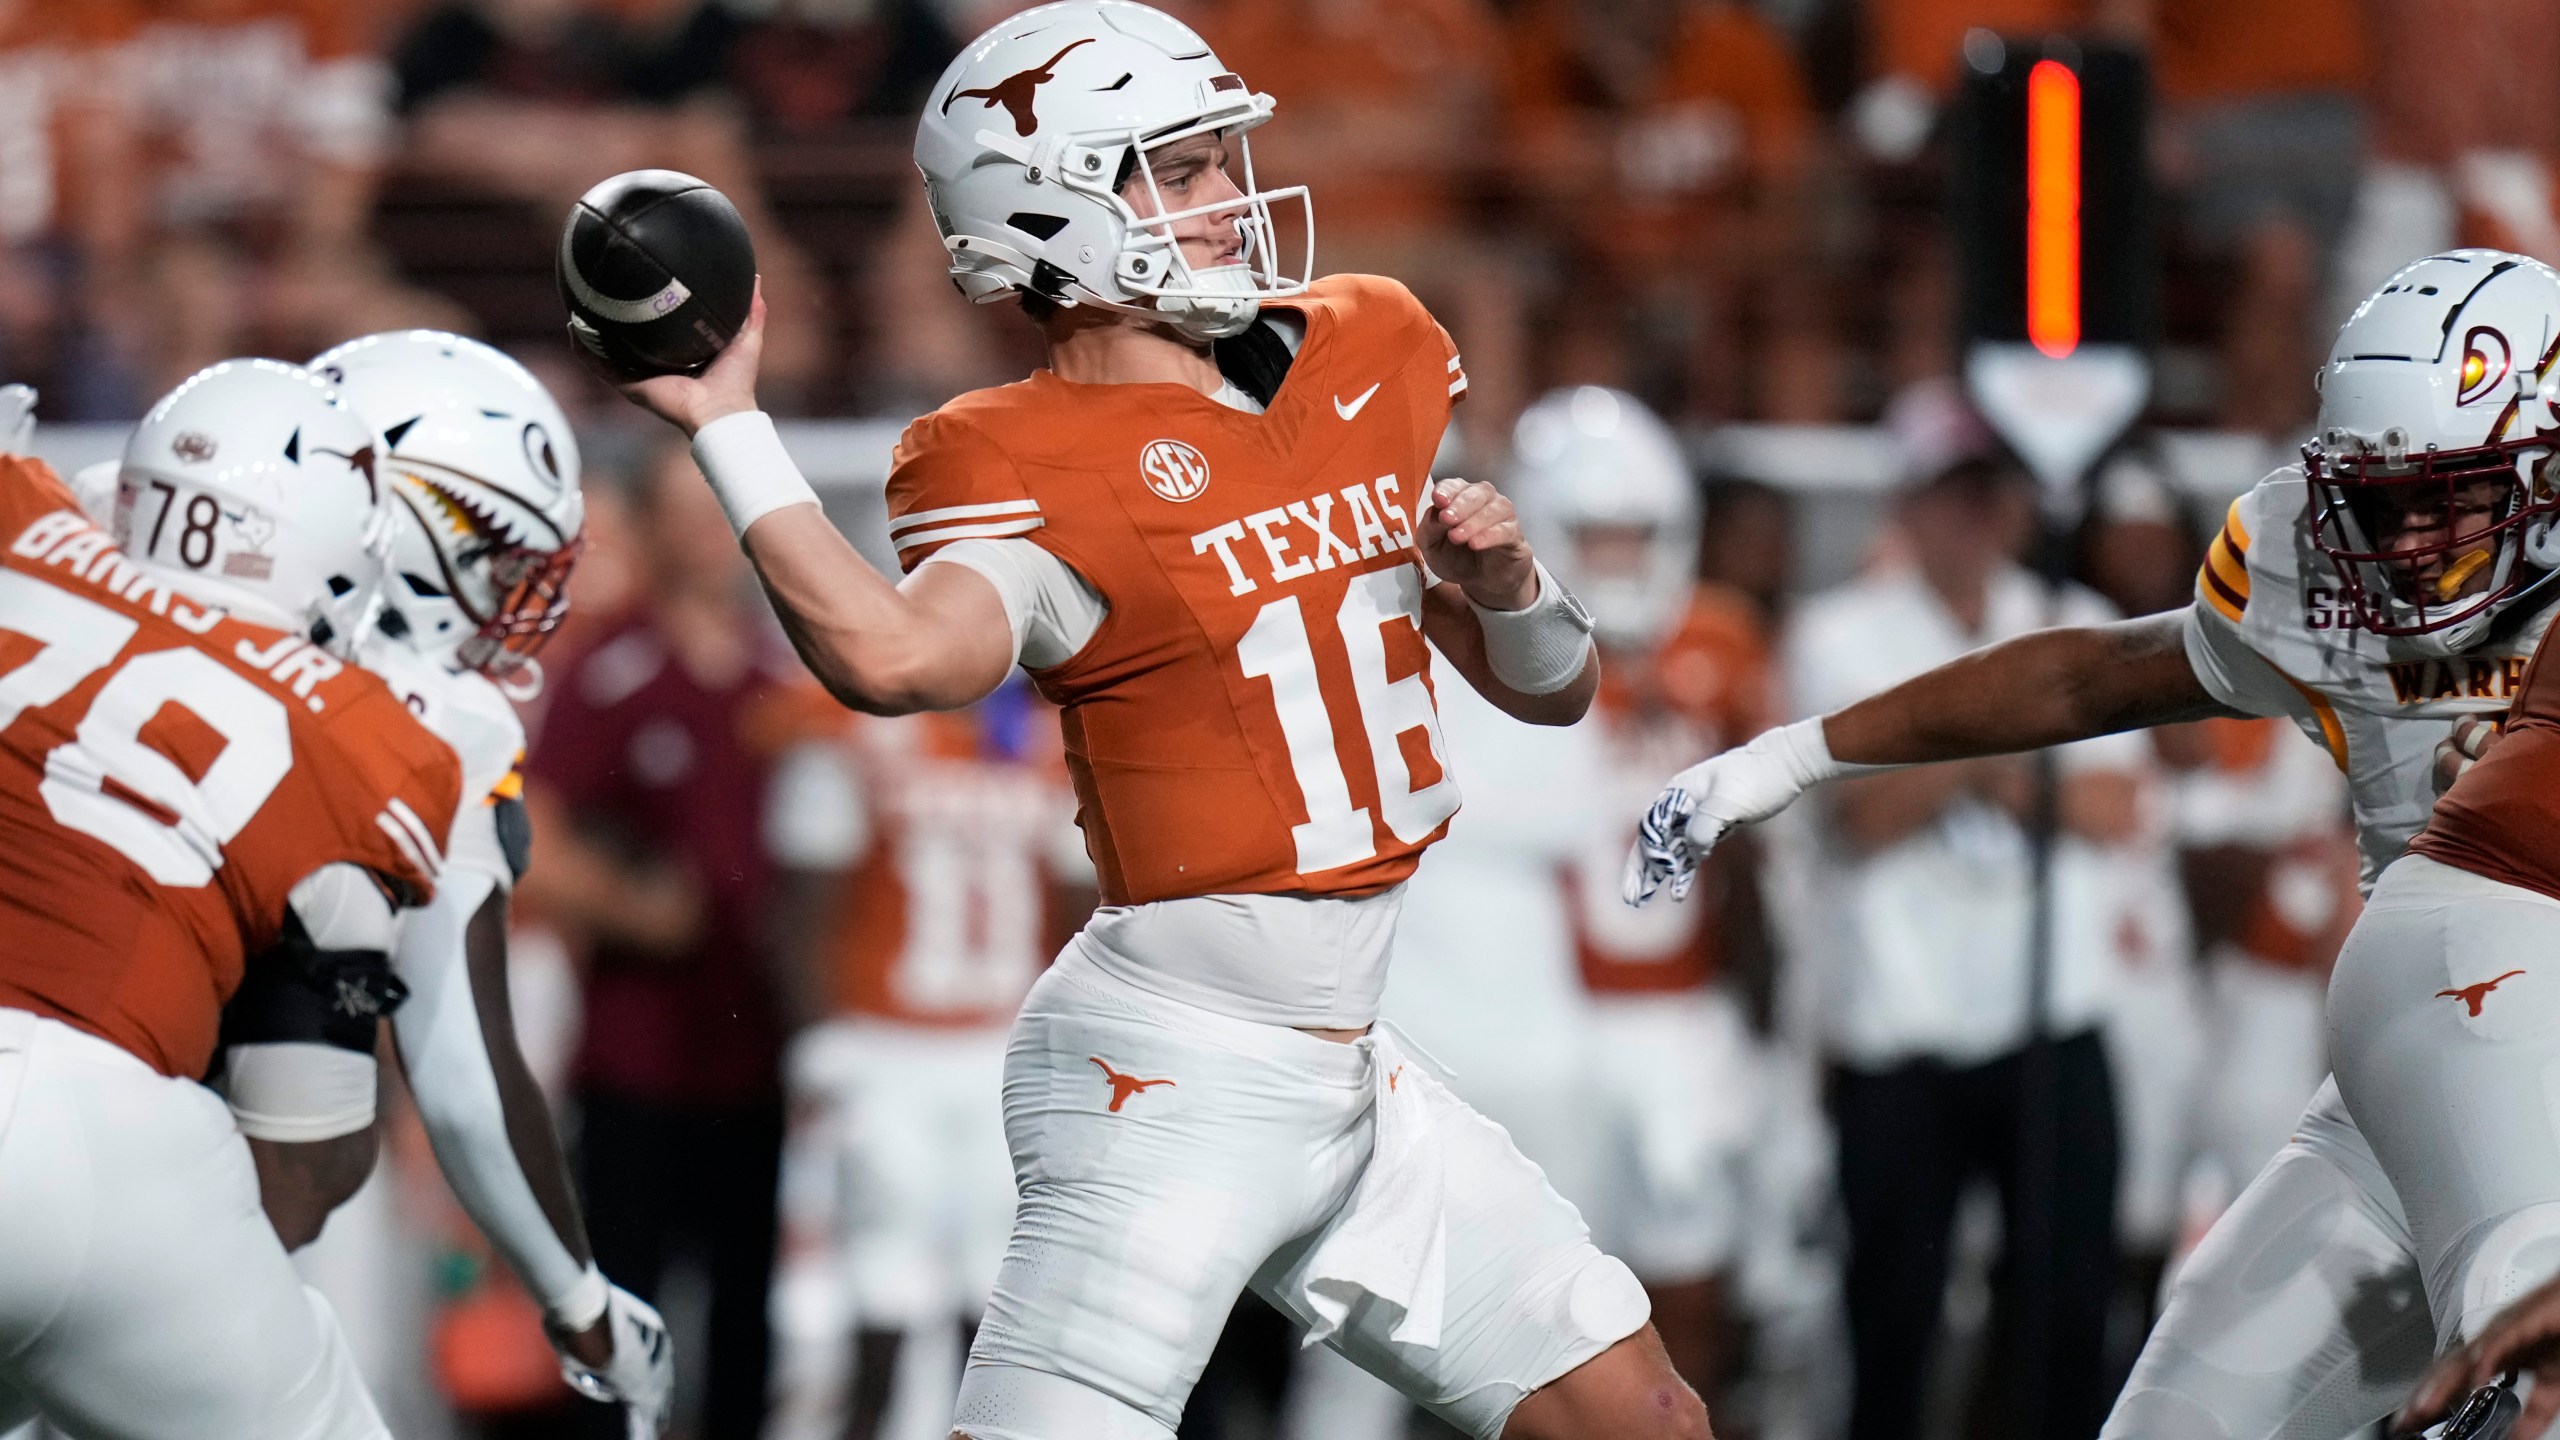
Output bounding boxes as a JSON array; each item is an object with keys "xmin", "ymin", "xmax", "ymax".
[
  {"xmin": 769, "ymin": 676, "xmax": 1089, "ymax": 1439},
  {"xmin": 0, "ymin": 362, "xmax": 462, "ymax": 1438},
  {"xmin": 607, "ymin": 6, "xmax": 1716, "ymax": 1438}
]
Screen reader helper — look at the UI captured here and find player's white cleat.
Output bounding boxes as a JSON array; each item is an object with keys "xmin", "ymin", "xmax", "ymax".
[{"xmin": 555, "ymin": 1283, "xmax": 674, "ymax": 1439}]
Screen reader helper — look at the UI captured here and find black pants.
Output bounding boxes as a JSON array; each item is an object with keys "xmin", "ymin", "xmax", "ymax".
[
  {"xmin": 576, "ymin": 1090, "xmax": 784, "ymax": 1440},
  {"xmin": 1830, "ymin": 1029, "xmax": 2121, "ymax": 1440}
]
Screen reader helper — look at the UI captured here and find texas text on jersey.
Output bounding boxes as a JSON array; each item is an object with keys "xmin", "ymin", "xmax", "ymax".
[
  {"xmin": 0, "ymin": 456, "xmax": 462, "ymax": 1077},
  {"xmin": 885, "ymin": 273, "xmax": 1467, "ymax": 906},
  {"xmin": 1567, "ymin": 587, "xmax": 1770, "ymax": 995}
]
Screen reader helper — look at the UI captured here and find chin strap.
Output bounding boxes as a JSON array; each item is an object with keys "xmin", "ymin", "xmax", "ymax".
[{"xmin": 1061, "ymin": 280, "xmax": 1260, "ymax": 343}]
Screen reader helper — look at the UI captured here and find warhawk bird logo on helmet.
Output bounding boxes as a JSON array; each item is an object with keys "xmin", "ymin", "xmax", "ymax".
[{"xmin": 942, "ymin": 38, "xmax": 1095, "ymax": 137}]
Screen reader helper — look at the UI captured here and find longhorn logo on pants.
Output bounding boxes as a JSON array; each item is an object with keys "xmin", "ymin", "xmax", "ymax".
[
  {"xmin": 1090, "ymin": 1057, "xmax": 1175, "ymax": 1112},
  {"xmin": 2438, "ymin": 969, "xmax": 2527, "ymax": 1018}
]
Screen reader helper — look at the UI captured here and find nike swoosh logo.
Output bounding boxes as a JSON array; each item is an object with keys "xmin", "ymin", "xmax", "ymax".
[{"xmin": 1334, "ymin": 383, "xmax": 1381, "ymax": 421}]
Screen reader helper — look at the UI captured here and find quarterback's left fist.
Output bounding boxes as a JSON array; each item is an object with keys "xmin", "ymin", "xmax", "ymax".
[
  {"xmin": 554, "ymin": 1283, "xmax": 674, "ymax": 1440},
  {"xmin": 1420, "ymin": 477, "xmax": 1537, "ymax": 610}
]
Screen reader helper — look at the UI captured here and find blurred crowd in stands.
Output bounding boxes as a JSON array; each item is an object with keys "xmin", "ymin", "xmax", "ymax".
[{"xmin": 4, "ymin": 0, "xmax": 2558, "ymax": 449}]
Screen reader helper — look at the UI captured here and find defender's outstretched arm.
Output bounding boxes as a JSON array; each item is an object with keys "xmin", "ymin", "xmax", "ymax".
[
  {"xmin": 1822, "ymin": 612, "xmax": 2229, "ymax": 764},
  {"xmin": 617, "ymin": 288, "xmax": 1016, "ymax": 716},
  {"xmin": 1625, "ymin": 611, "xmax": 2237, "ymax": 904}
]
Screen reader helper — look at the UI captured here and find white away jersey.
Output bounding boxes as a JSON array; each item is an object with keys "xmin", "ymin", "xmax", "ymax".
[
  {"xmin": 2182, "ymin": 468, "xmax": 2556, "ymax": 886},
  {"xmin": 359, "ymin": 637, "xmax": 527, "ymax": 888}
]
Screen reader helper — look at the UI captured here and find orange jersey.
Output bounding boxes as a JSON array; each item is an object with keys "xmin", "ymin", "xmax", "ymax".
[
  {"xmin": 817, "ymin": 696, "xmax": 1080, "ymax": 1028},
  {"xmin": 885, "ymin": 275, "xmax": 1466, "ymax": 906},
  {"xmin": 0, "ymin": 458, "xmax": 459, "ymax": 1078},
  {"xmin": 1565, "ymin": 587, "xmax": 1771, "ymax": 995},
  {"xmin": 2414, "ymin": 620, "xmax": 2560, "ymax": 904}
]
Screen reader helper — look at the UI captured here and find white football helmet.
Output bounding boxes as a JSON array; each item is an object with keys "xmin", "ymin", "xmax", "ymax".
[
  {"xmin": 310, "ymin": 331, "xmax": 584, "ymax": 683},
  {"xmin": 1506, "ymin": 386, "xmax": 1700, "ymax": 651},
  {"xmin": 115, "ymin": 360, "xmax": 393, "ymax": 655},
  {"xmin": 915, "ymin": 1, "xmax": 1310, "ymax": 341},
  {"xmin": 2306, "ymin": 249, "xmax": 2560, "ymax": 653}
]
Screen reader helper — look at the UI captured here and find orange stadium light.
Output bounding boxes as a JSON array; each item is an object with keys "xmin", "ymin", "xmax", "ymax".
[{"xmin": 2025, "ymin": 58, "xmax": 2081, "ymax": 358}]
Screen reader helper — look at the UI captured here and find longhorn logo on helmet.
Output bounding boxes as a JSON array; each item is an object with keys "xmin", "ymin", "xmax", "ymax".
[{"xmin": 941, "ymin": 38, "xmax": 1095, "ymax": 138}]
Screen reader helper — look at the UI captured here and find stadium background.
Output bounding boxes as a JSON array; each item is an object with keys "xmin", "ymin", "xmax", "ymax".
[{"xmin": 5, "ymin": 0, "xmax": 2553, "ymax": 1436}]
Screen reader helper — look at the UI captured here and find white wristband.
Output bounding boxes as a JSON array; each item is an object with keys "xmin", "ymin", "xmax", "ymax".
[
  {"xmin": 1769, "ymin": 714, "xmax": 1902, "ymax": 786},
  {"xmin": 1469, "ymin": 562, "xmax": 1595, "ymax": 696},
  {"xmin": 691, "ymin": 410, "xmax": 820, "ymax": 539},
  {"xmin": 546, "ymin": 1262, "xmax": 610, "ymax": 1332}
]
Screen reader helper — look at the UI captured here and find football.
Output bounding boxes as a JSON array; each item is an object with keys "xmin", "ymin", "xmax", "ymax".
[{"xmin": 555, "ymin": 169, "xmax": 756, "ymax": 381}]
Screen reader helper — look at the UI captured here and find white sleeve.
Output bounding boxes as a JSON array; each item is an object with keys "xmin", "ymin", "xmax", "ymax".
[
  {"xmin": 290, "ymin": 861, "xmax": 399, "ymax": 951},
  {"xmin": 391, "ymin": 865, "xmax": 595, "ymax": 1320},
  {"xmin": 445, "ymin": 802, "xmax": 514, "ymax": 890},
  {"xmin": 224, "ymin": 1046, "xmax": 378, "ymax": 1143},
  {"xmin": 765, "ymin": 740, "xmax": 870, "ymax": 870},
  {"xmin": 224, "ymin": 863, "xmax": 400, "ymax": 1143},
  {"xmin": 2181, "ymin": 601, "xmax": 2305, "ymax": 721},
  {"xmin": 921, "ymin": 537, "xmax": 1108, "ymax": 670}
]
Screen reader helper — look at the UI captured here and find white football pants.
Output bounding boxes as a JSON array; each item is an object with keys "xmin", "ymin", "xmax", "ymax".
[
  {"xmin": 952, "ymin": 945, "xmax": 1650, "ymax": 1440},
  {"xmin": 2329, "ymin": 854, "xmax": 2560, "ymax": 1344},
  {"xmin": 2100, "ymin": 1075, "xmax": 2432, "ymax": 1440},
  {"xmin": 0, "ymin": 1008, "xmax": 388, "ymax": 1440},
  {"xmin": 2095, "ymin": 853, "xmax": 2560, "ymax": 1439}
]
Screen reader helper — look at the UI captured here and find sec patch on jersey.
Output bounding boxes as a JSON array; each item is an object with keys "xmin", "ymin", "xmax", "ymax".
[{"xmin": 556, "ymin": 169, "xmax": 756, "ymax": 381}]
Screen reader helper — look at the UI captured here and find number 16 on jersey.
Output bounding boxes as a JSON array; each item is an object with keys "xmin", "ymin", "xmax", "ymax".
[{"xmin": 1237, "ymin": 566, "xmax": 1458, "ymax": 875}]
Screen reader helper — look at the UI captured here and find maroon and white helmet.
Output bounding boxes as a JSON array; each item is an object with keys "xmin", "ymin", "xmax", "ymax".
[
  {"xmin": 2307, "ymin": 249, "xmax": 2560, "ymax": 653},
  {"xmin": 913, "ymin": 1, "xmax": 1310, "ymax": 341},
  {"xmin": 310, "ymin": 331, "xmax": 583, "ymax": 684}
]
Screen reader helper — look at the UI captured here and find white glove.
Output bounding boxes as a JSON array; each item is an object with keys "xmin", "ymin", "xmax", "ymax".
[
  {"xmin": 1622, "ymin": 718, "xmax": 1865, "ymax": 906},
  {"xmin": 556, "ymin": 1282, "xmax": 674, "ymax": 1440}
]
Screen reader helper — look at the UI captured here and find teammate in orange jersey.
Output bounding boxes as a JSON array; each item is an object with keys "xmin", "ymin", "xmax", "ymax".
[
  {"xmin": 0, "ymin": 361, "xmax": 462, "ymax": 1438},
  {"xmin": 607, "ymin": 7, "xmax": 1713, "ymax": 1437},
  {"xmin": 769, "ymin": 678, "xmax": 1088, "ymax": 1439}
]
